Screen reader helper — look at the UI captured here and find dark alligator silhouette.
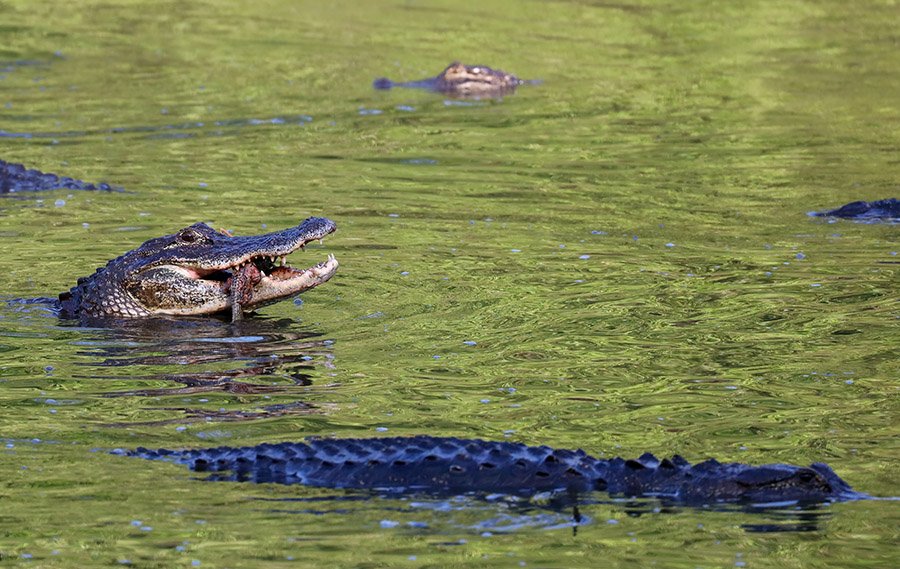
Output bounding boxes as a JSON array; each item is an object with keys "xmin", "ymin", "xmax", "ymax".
[
  {"xmin": 58, "ymin": 218, "xmax": 338, "ymax": 322},
  {"xmin": 119, "ymin": 435, "xmax": 866, "ymax": 505},
  {"xmin": 373, "ymin": 62, "xmax": 536, "ymax": 99},
  {"xmin": 1, "ymin": 158, "xmax": 117, "ymax": 193},
  {"xmin": 810, "ymin": 198, "xmax": 899, "ymax": 221}
]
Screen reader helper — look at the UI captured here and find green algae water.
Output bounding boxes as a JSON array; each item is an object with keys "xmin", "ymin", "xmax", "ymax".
[{"xmin": 0, "ymin": 0, "xmax": 897, "ymax": 566}]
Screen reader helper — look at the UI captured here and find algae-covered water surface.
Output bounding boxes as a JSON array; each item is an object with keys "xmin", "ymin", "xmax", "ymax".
[{"xmin": 1, "ymin": 0, "xmax": 897, "ymax": 567}]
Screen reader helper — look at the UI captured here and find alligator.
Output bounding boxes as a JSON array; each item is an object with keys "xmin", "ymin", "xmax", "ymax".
[
  {"xmin": 119, "ymin": 435, "xmax": 866, "ymax": 505},
  {"xmin": 58, "ymin": 217, "xmax": 338, "ymax": 322},
  {"xmin": 810, "ymin": 198, "xmax": 899, "ymax": 221},
  {"xmin": 373, "ymin": 62, "xmax": 535, "ymax": 98},
  {"xmin": 1, "ymin": 158, "xmax": 117, "ymax": 193}
]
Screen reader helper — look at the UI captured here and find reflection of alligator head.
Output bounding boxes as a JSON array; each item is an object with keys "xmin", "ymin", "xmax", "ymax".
[
  {"xmin": 81, "ymin": 317, "xmax": 334, "ymax": 394},
  {"xmin": 121, "ymin": 436, "xmax": 867, "ymax": 506},
  {"xmin": 58, "ymin": 218, "xmax": 338, "ymax": 322},
  {"xmin": 810, "ymin": 198, "xmax": 899, "ymax": 221},
  {"xmin": 67, "ymin": 317, "xmax": 337, "ymax": 423},
  {"xmin": 373, "ymin": 62, "xmax": 535, "ymax": 99}
]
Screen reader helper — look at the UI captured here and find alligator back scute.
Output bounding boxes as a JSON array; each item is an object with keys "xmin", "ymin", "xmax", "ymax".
[
  {"xmin": 1, "ymin": 158, "xmax": 115, "ymax": 193},
  {"xmin": 636, "ymin": 452, "xmax": 660, "ymax": 468},
  {"xmin": 293, "ymin": 436, "xmax": 599, "ymax": 493}
]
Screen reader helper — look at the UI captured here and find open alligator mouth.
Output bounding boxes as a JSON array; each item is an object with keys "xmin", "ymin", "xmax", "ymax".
[
  {"xmin": 118, "ymin": 217, "xmax": 339, "ymax": 320},
  {"xmin": 173, "ymin": 252, "xmax": 339, "ymax": 322}
]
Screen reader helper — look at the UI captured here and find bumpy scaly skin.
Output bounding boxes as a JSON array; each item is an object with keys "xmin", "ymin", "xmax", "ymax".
[
  {"xmin": 812, "ymin": 198, "xmax": 899, "ymax": 220},
  {"xmin": 120, "ymin": 436, "xmax": 865, "ymax": 504},
  {"xmin": 1, "ymin": 158, "xmax": 116, "ymax": 192},
  {"xmin": 59, "ymin": 217, "xmax": 338, "ymax": 319},
  {"xmin": 373, "ymin": 62, "xmax": 529, "ymax": 98}
]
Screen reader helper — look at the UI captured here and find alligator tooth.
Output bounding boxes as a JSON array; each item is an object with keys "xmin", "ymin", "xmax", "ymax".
[{"xmin": 318, "ymin": 239, "xmax": 323, "ymax": 245}]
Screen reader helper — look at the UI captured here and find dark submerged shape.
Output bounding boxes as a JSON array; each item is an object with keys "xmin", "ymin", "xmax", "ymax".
[
  {"xmin": 373, "ymin": 62, "xmax": 534, "ymax": 98},
  {"xmin": 121, "ymin": 435, "xmax": 865, "ymax": 505},
  {"xmin": 59, "ymin": 217, "xmax": 338, "ymax": 321},
  {"xmin": 811, "ymin": 198, "xmax": 899, "ymax": 220},
  {"xmin": 1, "ymin": 158, "xmax": 116, "ymax": 193}
]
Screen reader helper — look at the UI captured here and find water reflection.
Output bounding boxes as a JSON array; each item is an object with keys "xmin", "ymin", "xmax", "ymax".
[
  {"xmin": 253, "ymin": 491, "xmax": 834, "ymax": 534},
  {"xmin": 63, "ymin": 316, "xmax": 334, "ymax": 423},
  {"xmin": 612, "ymin": 498, "xmax": 837, "ymax": 533},
  {"xmin": 0, "ymin": 114, "xmax": 315, "ymax": 142}
]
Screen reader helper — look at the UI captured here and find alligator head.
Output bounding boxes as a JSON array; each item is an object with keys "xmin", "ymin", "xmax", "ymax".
[
  {"xmin": 373, "ymin": 62, "xmax": 532, "ymax": 99},
  {"xmin": 432, "ymin": 62, "xmax": 525, "ymax": 98},
  {"xmin": 59, "ymin": 217, "xmax": 338, "ymax": 321}
]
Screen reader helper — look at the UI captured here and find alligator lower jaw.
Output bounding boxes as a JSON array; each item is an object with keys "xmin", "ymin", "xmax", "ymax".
[{"xmin": 146, "ymin": 254, "xmax": 339, "ymax": 317}]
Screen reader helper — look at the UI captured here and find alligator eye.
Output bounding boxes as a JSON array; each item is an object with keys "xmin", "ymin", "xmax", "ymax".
[
  {"xmin": 179, "ymin": 229, "xmax": 201, "ymax": 243},
  {"xmin": 797, "ymin": 470, "xmax": 816, "ymax": 483}
]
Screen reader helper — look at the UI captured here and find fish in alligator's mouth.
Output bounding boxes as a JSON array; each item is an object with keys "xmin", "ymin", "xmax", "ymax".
[
  {"xmin": 58, "ymin": 217, "xmax": 339, "ymax": 321},
  {"xmin": 225, "ymin": 250, "xmax": 339, "ymax": 321}
]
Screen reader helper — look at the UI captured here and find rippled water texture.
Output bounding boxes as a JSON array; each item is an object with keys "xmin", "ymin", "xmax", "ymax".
[{"xmin": 0, "ymin": 0, "xmax": 897, "ymax": 566}]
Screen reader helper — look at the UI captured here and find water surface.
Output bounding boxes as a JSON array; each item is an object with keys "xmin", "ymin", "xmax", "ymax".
[{"xmin": 0, "ymin": 0, "xmax": 897, "ymax": 567}]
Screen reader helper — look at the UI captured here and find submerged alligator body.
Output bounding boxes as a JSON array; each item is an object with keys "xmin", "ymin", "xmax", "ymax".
[
  {"xmin": 1, "ymin": 158, "xmax": 116, "ymax": 193},
  {"xmin": 59, "ymin": 218, "xmax": 338, "ymax": 321},
  {"xmin": 373, "ymin": 62, "xmax": 535, "ymax": 99},
  {"xmin": 121, "ymin": 435, "xmax": 865, "ymax": 505},
  {"xmin": 811, "ymin": 198, "xmax": 899, "ymax": 221}
]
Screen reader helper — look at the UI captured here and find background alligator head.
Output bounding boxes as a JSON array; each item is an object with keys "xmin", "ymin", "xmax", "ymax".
[
  {"xmin": 59, "ymin": 217, "xmax": 338, "ymax": 321},
  {"xmin": 373, "ymin": 62, "xmax": 534, "ymax": 99}
]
